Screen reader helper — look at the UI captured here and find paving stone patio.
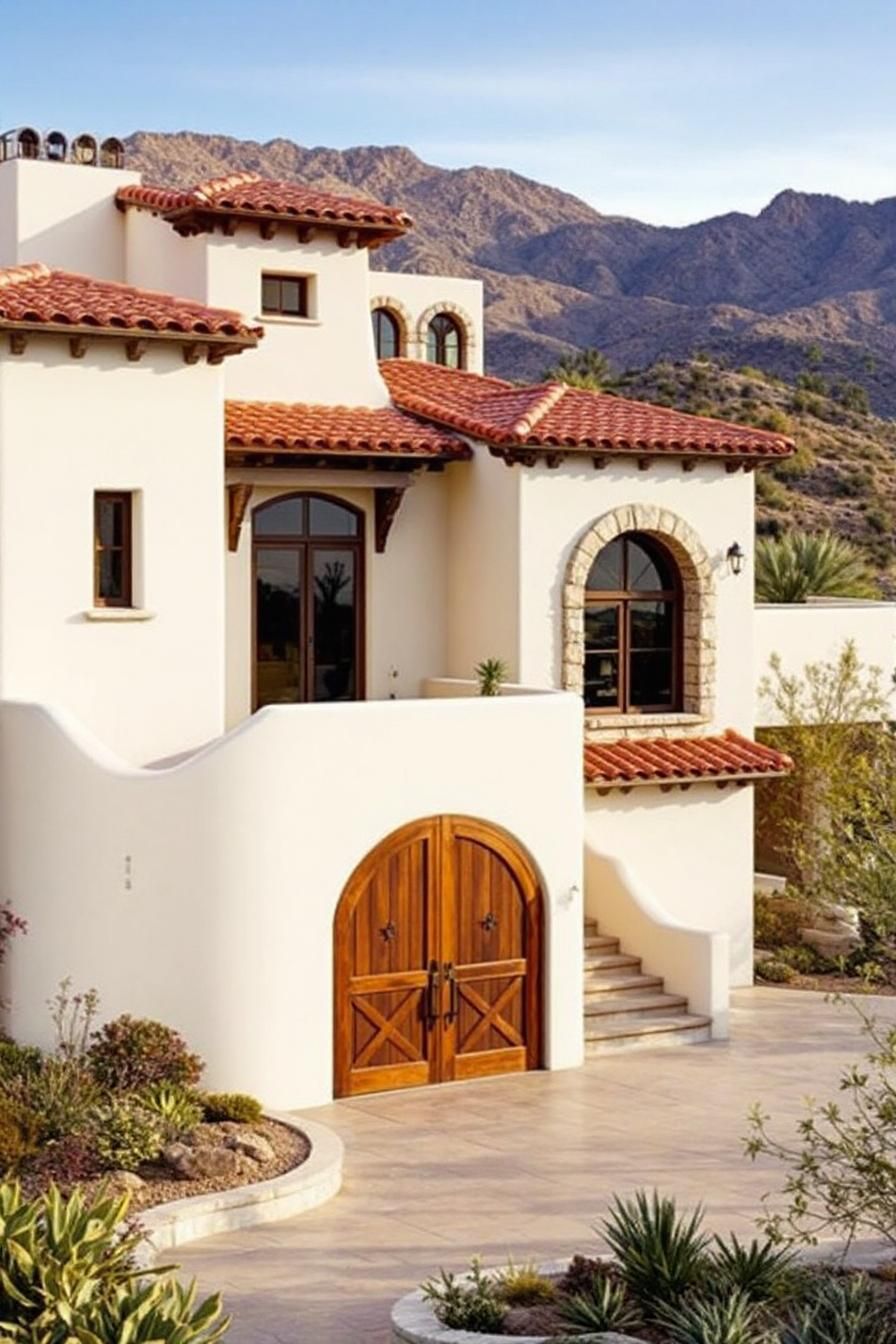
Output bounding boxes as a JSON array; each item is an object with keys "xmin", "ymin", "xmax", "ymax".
[{"xmin": 172, "ymin": 987, "xmax": 896, "ymax": 1344}]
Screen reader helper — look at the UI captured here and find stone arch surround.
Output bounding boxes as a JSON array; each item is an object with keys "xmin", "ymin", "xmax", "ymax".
[
  {"xmin": 415, "ymin": 299, "xmax": 478, "ymax": 365},
  {"xmin": 563, "ymin": 504, "xmax": 716, "ymax": 723},
  {"xmin": 369, "ymin": 295, "xmax": 414, "ymax": 358}
]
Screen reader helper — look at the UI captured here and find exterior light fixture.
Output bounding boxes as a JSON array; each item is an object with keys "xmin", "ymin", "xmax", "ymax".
[{"xmin": 726, "ymin": 541, "xmax": 746, "ymax": 576}]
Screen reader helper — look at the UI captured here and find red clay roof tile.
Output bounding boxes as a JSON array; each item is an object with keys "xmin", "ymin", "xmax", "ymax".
[
  {"xmin": 118, "ymin": 171, "xmax": 412, "ymax": 238},
  {"xmin": 583, "ymin": 730, "xmax": 793, "ymax": 787},
  {"xmin": 0, "ymin": 263, "xmax": 261, "ymax": 346},
  {"xmin": 225, "ymin": 400, "xmax": 471, "ymax": 459},
  {"xmin": 381, "ymin": 359, "xmax": 794, "ymax": 460}
]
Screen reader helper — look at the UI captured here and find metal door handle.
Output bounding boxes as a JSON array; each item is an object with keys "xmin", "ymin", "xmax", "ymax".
[
  {"xmin": 443, "ymin": 962, "xmax": 458, "ymax": 1023},
  {"xmin": 426, "ymin": 960, "xmax": 441, "ymax": 1028}
]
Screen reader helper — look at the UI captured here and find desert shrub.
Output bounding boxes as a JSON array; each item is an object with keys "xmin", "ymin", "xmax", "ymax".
[
  {"xmin": 0, "ymin": 1097, "xmax": 42, "ymax": 1168},
  {"xmin": 496, "ymin": 1259, "xmax": 557, "ymax": 1305},
  {"xmin": 558, "ymin": 1275, "xmax": 641, "ymax": 1334},
  {"xmin": 657, "ymin": 1288, "xmax": 768, "ymax": 1344},
  {"xmin": 141, "ymin": 1082, "xmax": 203, "ymax": 1141},
  {"xmin": 772, "ymin": 441, "xmax": 817, "ymax": 480},
  {"xmin": 776, "ymin": 944, "xmax": 828, "ymax": 975},
  {"xmin": 0, "ymin": 1180, "xmax": 229, "ymax": 1342},
  {"xmin": 755, "ymin": 472, "xmax": 789, "ymax": 510},
  {"xmin": 754, "ymin": 892, "xmax": 815, "ymax": 949},
  {"xmin": 89, "ymin": 1014, "xmax": 204, "ymax": 1091},
  {"xmin": 780, "ymin": 1272, "xmax": 895, "ymax": 1344},
  {"xmin": 747, "ymin": 998, "xmax": 896, "ymax": 1247},
  {"xmin": 755, "ymin": 532, "xmax": 876, "ymax": 602},
  {"xmin": 601, "ymin": 1189, "xmax": 710, "ymax": 1314},
  {"xmin": 201, "ymin": 1091, "xmax": 263, "ymax": 1124},
  {"xmin": 6, "ymin": 1053, "xmax": 101, "ymax": 1140},
  {"xmin": 709, "ymin": 1234, "xmax": 797, "ymax": 1302},
  {"xmin": 90, "ymin": 1096, "xmax": 164, "ymax": 1171},
  {"xmin": 558, "ymin": 1254, "xmax": 610, "ymax": 1297},
  {"xmin": 22, "ymin": 1132, "xmax": 101, "ymax": 1186},
  {"xmin": 754, "ymin": 957, "xmax": 796, "ymax": 983},
  {"xmin": 0, "ymin": 1039, "xmax": 43, "ymax": 1079},
  {"xmin": 421, "ymin": 1257, "xmax": 506, "ymax": 1332}
]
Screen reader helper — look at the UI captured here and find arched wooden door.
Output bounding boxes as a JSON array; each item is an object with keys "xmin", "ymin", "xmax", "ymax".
[{"xmin": 334, "ymin": 816, "xmax": 542, "ymax": 1098}]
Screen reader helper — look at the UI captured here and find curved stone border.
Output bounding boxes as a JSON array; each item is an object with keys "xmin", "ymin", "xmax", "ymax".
[
  {"xmin": 392, "ymin": 1258, "xmax": 643, "ymax": 1344},
  {"xmin": 138, "ymin": 1113, "xmax": 343, "ymax": 1256}
]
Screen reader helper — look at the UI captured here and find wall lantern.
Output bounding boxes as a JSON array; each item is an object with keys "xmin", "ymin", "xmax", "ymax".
[{"xmin": 726, "ymin": 541, "xmax": 746, "ymax": 576}]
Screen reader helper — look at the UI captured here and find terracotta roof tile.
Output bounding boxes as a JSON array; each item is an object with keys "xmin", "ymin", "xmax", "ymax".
[
  {"xmin": 118, "ymin": 171, "xmax": 412, "ymax": 238},
  {"xmin": 381, "ymin": 359, "xmax": 794, "ymax": 460},
  {"xmin": 225, "ymin": 400, "xmax": 471, "ymax": 459},
  {"xmin": 0, "ymin": 262, "xmax": 261, "ymax": 346},
  {"xmin": 583, "ymin": 730, "xmax": 794, "ymax": 787}
]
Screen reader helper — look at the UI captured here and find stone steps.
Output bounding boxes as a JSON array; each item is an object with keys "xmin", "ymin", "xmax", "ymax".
[{"xmin": 582, "ymin": 919, "xmax": 712, "ymax": 1053}]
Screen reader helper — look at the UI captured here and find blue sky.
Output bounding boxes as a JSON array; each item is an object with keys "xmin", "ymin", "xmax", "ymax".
[{"xmin": 2, "ymin": 0, "xmax": 894, "ymax": 224}]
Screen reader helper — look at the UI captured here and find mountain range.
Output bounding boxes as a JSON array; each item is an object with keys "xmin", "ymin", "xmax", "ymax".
[{"xmin": 125, "ymin": 131, "xmax": 896, "ymax": 415}]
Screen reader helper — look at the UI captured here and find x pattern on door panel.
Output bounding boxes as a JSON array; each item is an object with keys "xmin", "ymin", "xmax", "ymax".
[{"xmin": 334, "ymin": 816, "xmax": 542, "ymax": 1097}]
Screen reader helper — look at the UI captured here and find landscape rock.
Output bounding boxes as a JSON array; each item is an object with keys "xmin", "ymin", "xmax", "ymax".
[
  {"xmin": 226, "ymin": 1130, "xmax": 275, "ymax": 1164},
  {"xmin": 105, "ymin": 1170, "xmax": 147, "ymax": 1195},
  {"xmin": 800, "ymin": 926, "xmax": 861, "ymax": 959},
  {"xmin": 162, "ymin": 1141, "xmax": 251, "ymax": 1182}
]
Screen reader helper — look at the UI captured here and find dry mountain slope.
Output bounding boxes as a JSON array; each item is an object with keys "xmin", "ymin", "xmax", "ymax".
[{"xmin": 125, "ymin": 130, "xmax": 896, "ymax": 415}]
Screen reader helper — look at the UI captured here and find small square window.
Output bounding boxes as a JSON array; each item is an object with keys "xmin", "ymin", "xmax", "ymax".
[
  {"xmin": 261, "ymin": 273, "xmax": 309, "ymax": 318},
  {"xmin": 94, "ymin": 492, "xmax": 133, "ymax": 607}
]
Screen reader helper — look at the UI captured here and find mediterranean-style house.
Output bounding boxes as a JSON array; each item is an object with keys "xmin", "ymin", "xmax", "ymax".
[{"xmin": 0, "ymin": 128, "xmax": 891, "ymax": 1109}]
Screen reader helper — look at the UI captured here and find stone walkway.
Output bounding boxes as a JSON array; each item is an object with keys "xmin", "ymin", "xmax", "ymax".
[{"xmin": 173, "ymin": 988, "xmax": 893, "ymax": 1344}]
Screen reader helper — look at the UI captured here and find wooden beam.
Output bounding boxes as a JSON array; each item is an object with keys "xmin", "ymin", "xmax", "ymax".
[
  {"xmin": 336, "ymin": 227, "xmax": 358, "ymax": 248},
  {"xmin": 544, "ymin": 452, "xmax": 564, "ymax": 469},
  {"xmin": 681, "ymin": 459, "xmax": 697, "ymax": 472},
  {"xmin": 259, "ymin": 218, "xmax": 278, "ymax": 240},
  {"xmin": 725, "ymin": 461, "xmax": 740, "ymax": 474},
  {"xmin": 297, "ymin": 224, "xmax": 314, "ymax": 243},
  {"xmin": 69, "ymin": 336, "xmax": 88, "ymax": 359},
  {"xmin": 374, "ymin": 486, "xmax": 406, "ymax": 553},
  {"xmin": 221, "ymin": 217, "xmax": 238, "ymax": 237},
  {"xmin": 227, "ymin": 482, "xmax": 253, "ymax": 552},
  {"xmin": 591, "ymin": 456, "xmax": 608, "ymax": 470},
  {"xmin": 182, "ymin": 342, "xmax": 203, "ymax": 365},
  {"xmin": 0, "ymin": 319, "xmax": 256, "ymax": 357},
  {"xmin": 125, "ymin": 339, "xmax": 148, "ymax": 362},
  {"xmin": 8, "ymin": 331, "xmax": 27, "ymax": 355},
  {"xmin": 637, "ymin": 457, "xmax": 651, "ymax": 471}
]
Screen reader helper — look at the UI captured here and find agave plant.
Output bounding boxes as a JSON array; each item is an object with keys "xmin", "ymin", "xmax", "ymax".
[
  {"xmin": 658, "ymin": 1287, "xmax": 771, "ymax": 1344},
  {"xmin": 475, "ymin": 657, "xmax": 509, "ymax": 697},
  {"xmin": 710, "ymin": 1234, "xmax": 797, "ymax": 1302},
  {"xmin": 754, "ymin": 532, "xmax": 876, "ymax": 603},
  {"xmin": 558, "ymin": 1272, "xmax": 641, "ymax": 1334},
  {"xmin": 600, "ymin": 1189, "xmax": 711, "ymax": 1314},
  {"xmin": 780, "ymin": 1272, "xmax": 896, "ymax": 1344}
]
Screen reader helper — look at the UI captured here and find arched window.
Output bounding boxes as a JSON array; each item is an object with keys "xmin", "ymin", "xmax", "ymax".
[
  {"xmin": 253, "ymin": 493, "xmax": 364, "ymax": 708},
  {"xmin": 584, "ymin": 532, "xmax": 681, "ymax": 712},
  {"xmin": 371, "ymin": 307, "xmax": 401, "ymax": 360},
  {"xmin": 426, "ymin": 312, "xmax": 463, "ymax": 368}
]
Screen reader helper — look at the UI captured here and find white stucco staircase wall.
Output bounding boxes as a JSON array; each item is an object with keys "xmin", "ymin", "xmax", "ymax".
[{"xmin": 0, "ymin": 689, "xmax": 584, "ymax": 1110}]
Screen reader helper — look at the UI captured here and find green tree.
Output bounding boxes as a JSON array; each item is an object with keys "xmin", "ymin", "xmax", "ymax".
[
  {"xmin": 545, "ymin": 347, "xmax": 615, "ymax": 391},
  {"xmin": 754, "ymin": 531, "xmax": 877, "ymax": 603}
]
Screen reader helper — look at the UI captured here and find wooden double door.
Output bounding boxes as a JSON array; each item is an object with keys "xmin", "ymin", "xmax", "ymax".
[{"xmin": 334, "ymin": 816, "xmax": 542, "ymax": 1097}]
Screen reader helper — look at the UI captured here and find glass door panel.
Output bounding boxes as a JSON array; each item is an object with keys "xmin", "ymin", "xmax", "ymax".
[
  {"xmin": 312, "ymin": 547, "xmax": 357, "ymax": 702},
  {"xmin": 256, "ymin": 547, "xmax": 303, "ymax": 706}
]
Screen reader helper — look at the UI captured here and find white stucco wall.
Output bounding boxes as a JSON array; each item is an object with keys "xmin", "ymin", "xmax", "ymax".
[
  {"xmin": 124, "ymin": 208, "xmax": 209, "ymax": 308},
  {"xmin": 585, "ymin": 783, "xmax": 755, "ymax": 988},
  {"xmin": 0, "ymin": 690, "xmax": 584, "ymax": 1110},
  {"xmin": 755, "ymin": 600, "xmax": 896, "ymax": 725},
  {"xmin": 0, "ymin": 158, "xmax": 138, "ymax": 278},
  {"xmin": 516, "ymin": 460, "xmax": 756, "ymax": 731},
  {"xmin": 368, "ymin": 270, "xmax": 484, "ymax": 374},
  {"xmin": 0, "ymin": 341, "xmax": 226, "ymax": 764}
]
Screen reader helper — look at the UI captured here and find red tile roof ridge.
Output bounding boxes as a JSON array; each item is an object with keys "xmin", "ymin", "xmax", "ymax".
[
  {"xmin": 0, "ymin": 262, "xmax": 52, "ymax": 290},
  {"xmin": 508, "ymin": 381, "xmax": 567, "ymax": 437},
  {"xmin": 193, "ymin": 171, "xmax": 262, "ymax": 203}
]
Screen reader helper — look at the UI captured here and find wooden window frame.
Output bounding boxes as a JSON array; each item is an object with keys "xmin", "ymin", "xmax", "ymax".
[
  {"xmin": 93, "ymin": 491, "xmax": 133, "ymax": 609},
  {"xmin": 426, "ymin": 312, "xmax": 464, "ymax": 369},
  {"xmin": 251, "ymin": 491, "xmax": 366, "ymax": 710},
  {"xmin": 584, "ymin": 533, "xmax": 682, "ymax": 715},
  {"xmin": 372, "ymin": 306, "xmax": 402, "ymax": 359},
  {"xmin": 261, "ymin": 272, "xmax": 310, "ymax": 318}
]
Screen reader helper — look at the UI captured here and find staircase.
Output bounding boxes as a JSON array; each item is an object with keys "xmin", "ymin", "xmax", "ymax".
[{"xmin": 583, "ymin": 916, "xmax": 712, "ymax": 1054}]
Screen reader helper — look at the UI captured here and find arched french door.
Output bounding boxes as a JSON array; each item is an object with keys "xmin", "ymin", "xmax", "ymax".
[
  {"xmin": 253, "ymin": 493, "xmax": 364, "ymax": 708},
  {"xmin": 334, "ymin": 815, "xmax": 543, "ymax": 1097}
]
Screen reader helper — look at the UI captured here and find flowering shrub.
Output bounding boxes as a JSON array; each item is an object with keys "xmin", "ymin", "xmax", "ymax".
[{"xmin": 88, "ymin": 1015, "xmax": 204, "ymax": 1092}]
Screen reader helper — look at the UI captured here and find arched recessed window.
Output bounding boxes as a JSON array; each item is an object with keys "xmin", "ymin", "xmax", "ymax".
[
  {"xmin": 372, "ymin": 307, "xmax": 401, "ymax": 360},
  {"xmin": 253, "ymin": 493, "xmax": 364, "ymax": 708},
  {"xmin": 426, "ymin": 312, "xmax": 464, "ymax": 368},
  {"xmin": 584, "ymin": 532, "xmax": 681, "ymax": 713}
]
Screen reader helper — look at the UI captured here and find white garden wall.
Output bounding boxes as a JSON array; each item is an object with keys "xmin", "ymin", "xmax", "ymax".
[{"xmin": 0, "ymin": 689, "xmax": 584, "ymax": 1110}]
